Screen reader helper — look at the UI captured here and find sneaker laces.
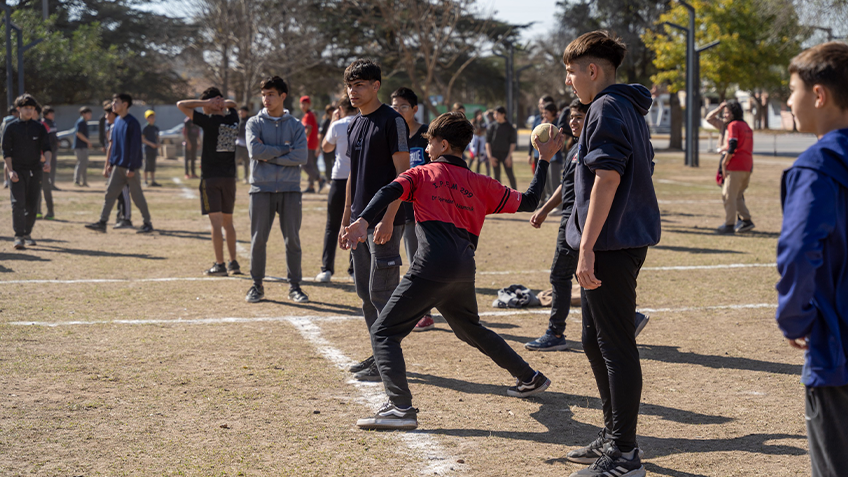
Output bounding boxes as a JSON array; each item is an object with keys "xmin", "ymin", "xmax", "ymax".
[{"xmin": 589, "ymin": 454, "xmax": 615, "ymax": 471}]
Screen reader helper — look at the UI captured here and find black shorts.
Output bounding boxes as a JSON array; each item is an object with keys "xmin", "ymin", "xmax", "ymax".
[
  {"xmin": 200, "ymin": 177, "xmax": 236, "ymax": 215},
  {"xmin": 144, "ymin": 150, "xmax": 157, "ymax": 172}
]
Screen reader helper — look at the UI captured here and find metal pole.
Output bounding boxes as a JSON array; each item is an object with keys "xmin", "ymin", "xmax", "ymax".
[
  {"xmin": 507, "ymin": 42, "xmax": 514, "ymax": 126},
  {"xmin": 679, "ymin": 0, "xmax": 696, "ymax": 167},
  {"xmin": 42, "ymin": 0, "xmax": 48, "ymax": 20}
]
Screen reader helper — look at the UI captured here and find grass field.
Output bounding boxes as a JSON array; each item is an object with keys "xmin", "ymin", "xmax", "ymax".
[{"xmin": 0, "ymin": 148, "xmax": 808, "ymax": 476}]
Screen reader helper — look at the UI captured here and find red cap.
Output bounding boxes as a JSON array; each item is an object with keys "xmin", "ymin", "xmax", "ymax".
[{"xmin": 300, "ymin": 96, "xmax": 311, "ymax": 103}]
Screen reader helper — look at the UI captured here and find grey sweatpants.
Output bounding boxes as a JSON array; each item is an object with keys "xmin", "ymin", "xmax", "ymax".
[
  {"xmin": 99, "ymin": 166, "xmax": 151, "ymax": 224},
  {"xmin": 74, "ymin": 148, "xmax": 89, "ymax": 185},
  {"xmin": 351, "ymin": 224, "xmax": 404, "ymax": 331},
  {"xmin": 249, "ymin": 191, "xmax": 303, "ymax": 288},
  {"xmin": 303, "ymin": 149, "xmax": 320, "ymax": 186}
]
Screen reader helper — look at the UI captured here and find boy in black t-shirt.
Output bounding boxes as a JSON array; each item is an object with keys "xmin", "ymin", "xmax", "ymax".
[
  {"xmin": 390, "ymin": 87, "xmax": 435, "ymax": 332},
  {"xmin": 141, "ymin": 110, "xmax": 161, "ymax": 187},
  {"xmin": 338, "ymin": 60, "xmax": 410, "ymax": 382},
  {"xmin": 485, "ymin": 106, "xmax": 518, "ymax": 189},
  {"xmin": 177, "ymin": 87, "xmax": 242, "ymax": 277}
]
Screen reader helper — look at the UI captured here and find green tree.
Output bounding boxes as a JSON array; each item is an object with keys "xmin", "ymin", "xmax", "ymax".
[
  {"xmin": 643, "ymin": 0, "xmax": 806, "ymax": 132},
  {"xmin": 0, "ymin": 9, "xmax": 120, "ymax": 110}
]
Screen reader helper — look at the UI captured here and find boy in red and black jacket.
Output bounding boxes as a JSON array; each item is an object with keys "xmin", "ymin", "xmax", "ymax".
[{"xmin": 344, "ymin": 111, "xmax": 558, "ymax": 431}]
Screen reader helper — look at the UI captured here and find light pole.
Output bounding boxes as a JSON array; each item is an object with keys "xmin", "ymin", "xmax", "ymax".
[{"xmin": 493, "ymin": 41, "xmax": 515, "ymax": 126}]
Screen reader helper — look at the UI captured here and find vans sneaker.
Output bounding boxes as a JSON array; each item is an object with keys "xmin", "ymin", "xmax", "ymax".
[
  {"xmin": 204, "ymin": 262, "xmax": 228, "ymax": 276},
  {"xmin": 634, "ymin": 312, "xmax": 650, "ymax": 338},
  {"xmin": 85, "ymin": 221, "xmax": 107, "ymax": 233},
  {"xmin": 507, "ymin": 371, "xmax": 550, "ymax": 397},
  {"xmin": 356, "ymin": 402, "xmax": 418, "ymax": 430},
  {"xmin": 227, "ymin": 260, "xmax": 242, "ymax": 275},
  {"xmin": 569, "ymin": 443, "xmax": 645, "ymax": 477},
  {"xmin": 736, "ymin": 219, "xmax": 755, "ymax": 233},
  {"xmin": 353, "ymin": 362, "xmax": 382, "ymax": 382},
  {"xmin": 245, "ymin": 284, "xmax": 265, "ymax": 303},
  {"xmin": 412, "ymin": 314, "xmax": 435, "ymax": 332},
  {"xmin": 289, "ymin": 287, "xmax": 309, "ymax": 303},
  {"xmin": 524, "ymin": 330, "xmax": 568, "ymax": 351},
  {"xmin": 349, "ymin": 356, "xmax": 374, "ymax": 373}
]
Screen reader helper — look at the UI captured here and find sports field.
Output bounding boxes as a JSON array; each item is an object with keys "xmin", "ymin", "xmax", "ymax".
[{"xmin": 1, "ymin": 148, "xmax": 808, "ymax": 476}]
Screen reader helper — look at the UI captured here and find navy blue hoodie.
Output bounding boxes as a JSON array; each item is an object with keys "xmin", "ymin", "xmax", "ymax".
[
  {"xmin": 565, "ymin": 84, "xmax": 661, "ymax": 251},
  {"xmin": 776, "ymin": 128, "xmax": 848, "ymax": 388}
]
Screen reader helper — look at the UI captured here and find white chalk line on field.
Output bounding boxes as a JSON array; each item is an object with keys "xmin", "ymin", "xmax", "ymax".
[
  {"xmin": 284, "ymin": 317, "xmax": 462, "ymax": 476},
  {"xmin": 478, "ymin": 263, "xmax": 777, "ymax": 275},
  {"xmin": 8, "ymin": 302, "xmax": 778, "ymax": 328},
  {"xmin": 172, "ymin": 177, "xmax": 198, "ymax": 199}
]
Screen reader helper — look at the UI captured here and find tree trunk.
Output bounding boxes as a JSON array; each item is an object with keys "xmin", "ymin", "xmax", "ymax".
[
  {"xmin": 222, "ymin": 41, "xmax": 229, "ymax": 98},
  {"xmin": 669, "ymin": 92, "xmax": 683, "ymax": 150}
]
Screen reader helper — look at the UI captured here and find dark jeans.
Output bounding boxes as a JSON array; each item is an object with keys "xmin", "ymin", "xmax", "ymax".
[
  {"xmin": 249, "ymin": 191, "xmax": 302, "ymax": 288},
  {"xmin": 37, "ymin": 167, "xmax": 54, "ymax": 217},
  {"xmin": 549, "ymin": 222, "xmax": 578, "ymax": 336},
  {"xmin": 351, "ymin": 224, "xmax": 404, "ymax": 331},
  {"xmin": 581, "ymin": 247, "xmax": 648, "ymax": 453},
  {"xmin": 491, "ymin": 153, "xmax": 517, "ymax": 189},
  {"xmin": 371, "ymin": 274, "xmax": 536, "ymax": 408},
  {"xmin": 807, "ymin": 383, "xmax": 848, "ymax": 477},
  {"xmin": 322, "ymin": 149, "xmax": 334, "ymax": 181},
  {"xmin": 10, "ymin": 169, "xmax": 42, "ymax": 237},
  {"xmin": 321, "ymin": 179, "xmax": 347, "ymax": 274}
]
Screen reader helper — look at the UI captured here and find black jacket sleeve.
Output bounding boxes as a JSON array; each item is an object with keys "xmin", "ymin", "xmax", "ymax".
[
  {"xmin": 359, "ymin": 182, "xmax": 405, "ymax": 225},
  {"xmin": 516, "ymin": 161, "xmax": 549, "ymax": 212},
  {"xmin": 727, "ymin": 138, "xmax": 738, "ymax": 155}
]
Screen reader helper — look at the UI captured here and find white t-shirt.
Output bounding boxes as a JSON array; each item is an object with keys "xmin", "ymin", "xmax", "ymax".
[{"xmin": 326, "ymin": 115, "xmax": 354, "ymax": 180}]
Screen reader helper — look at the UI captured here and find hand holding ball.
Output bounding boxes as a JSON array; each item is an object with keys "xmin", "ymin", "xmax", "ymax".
[{"xmin": 531, "ymin": 123, "xmax": 560, "ymax": 151}]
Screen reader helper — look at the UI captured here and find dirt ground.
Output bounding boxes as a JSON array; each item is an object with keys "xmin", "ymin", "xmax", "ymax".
[{"xmin": 0, "ymin": 148, "xmax": 809, "ymax": 476}]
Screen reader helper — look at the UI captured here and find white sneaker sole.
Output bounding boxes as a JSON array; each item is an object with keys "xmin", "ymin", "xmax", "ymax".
[
  {"xmin": 524, "ymin": 343, "xmax": 568, "ymax": 352},
  {"xmin": 356, "ymin": 417, "xmax": 418, "ymax": 430}
]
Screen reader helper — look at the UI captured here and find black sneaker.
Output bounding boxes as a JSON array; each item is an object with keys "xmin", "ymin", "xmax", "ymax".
[
  {"xmin": 715, "ymin": 224, "xmax": 735, "ymax": 234},
  {"xmin": 349, "ymin": 355, "xmax": 375, "ymax": 373},
  {"xmin": 566, "ymin": 429, "xmax": 611, "ymax": 464},
  {"xmin": 227, "ymin": 260, "xmax": 242, "ymax": 275},
  {"xmin": 736, "ymin": 219, "xmax": 755, "ymax": 233},
  {"xmin": 524, "ymin": 330, "xmax": 568, "ymax": 351},
  {"xmin": 13, "ymin": 237, "xmax": 25, "ymax": 250},
  {"xmin": 113, "ymin": 219, "xmax": 133, "ymax": 229},
  {"xmin": 150, "ymin": 181, "xmax": 162, "ymax": 187},
  {"xmin": 85, "ymin": 221, "xmax": 107, "ymax": 233},
  {"xmin": 356, "ymin": 402, "xmax": 419, "ymax": 430},
  {"xmin": 136, "ymin": 223, "xmax": 154, "ymax": 234},
  {"xmin": 245, "ymin": 284, "xmax": 264, "ymax": 303},
  {"xmin": 569, "ymin": 443, "xmax": 645, "ymax": 477},
  {"xmin": 23, "ymin": 235, "xmax": 36, "ymax": 246},
  {"xmin": 204, "ymin": 262, "xmax": 228, "ymax": 276},
  {"xmin": 634, "ymin": 312, "xmax": 650, "ymax": 338},
  {"xmin": 289, "ymin": 287, "xmax": 309, "ymax": 303},
  {"xmin": 353, "ymin": 361, "xmax": 382, "ymax": 382},
  {"xmin": 507, "ymin": 371, "xmax": 550, "ymax": 397}
]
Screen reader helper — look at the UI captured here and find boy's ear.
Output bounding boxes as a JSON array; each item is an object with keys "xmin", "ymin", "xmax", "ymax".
[{"xmin": 813, "ymin": 84, "xmax": 828, "ymax": 109}]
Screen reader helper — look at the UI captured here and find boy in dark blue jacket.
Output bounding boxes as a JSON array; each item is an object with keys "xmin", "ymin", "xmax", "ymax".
[
  {"xmin": 561, "ymin": 31, "xmax": 660, "ymax": 477},
  {"xmin": 778, "ymin": 42, "xmax": 848, "ymax": 477},
  {"xmin": 85, "ymin": 93, "xmax": 154, "ymax": 234}
]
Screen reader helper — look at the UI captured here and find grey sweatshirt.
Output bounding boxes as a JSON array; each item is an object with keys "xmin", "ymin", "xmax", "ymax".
[{"xmin": 246, "ymin": 108, "xmax": 308, "ymax": 193}]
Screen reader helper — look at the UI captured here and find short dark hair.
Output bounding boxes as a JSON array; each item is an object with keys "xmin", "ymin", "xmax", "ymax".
[
  {"xmin": 789, "ymin": 41, "xmax": 848, "ymax": 110},
  {"xmin": 260, "ymin": 76, "xmax": 288, "ymax": 95},
  {"xmin": 495, "ymin": 106, "xmax": 507, "ymax": 114},
  {"xmin": 540, "ymin": 95, "xmax": 555, "ymax": 104},
  {"xmin": 391, "ymin": 87, "xmax": 418, "ymax": 107},
  {"xmin": 569, "ymin": 98, "xmax": 590, "ymax": 114},
  {"xmin": 113, "ymin": 93, "xmax": 133, "ymax": 107},
  {"xmin": 43, "ymin": 106, "xmax": 55, "ymax": 116},
  {"xmin": 200, "ymin": 87, "xmax": 223, "ymax": 100},
  {"xmin": 543, "ymin": 102, "xmax": 558, "ymax": 115},
  {"xmin": 563, "ymin": 30, "xmax": 627, "ymax": 70},
  {"xmin": 8, "ymin": 106, "xmax": 17, "ymax": 114},
  {"xmin": 726, "ymin": 100, "xmax": 745, "ymax": 122},
  {"xmin": 339, "ymin": 96, "xmax": 355, "ymax": 114},
  {"xmin": 14, "ymin": 94, "xmax": 39, "ymax": 109},
  {"xmin": 452, "ymin": 102, "xmax": 465, "ymax": 111},
  {"xmin": 424, "ymin": 111, "xmax": 474, "ymax": 152},
  {"xmin": 80, "ymin": 106, "xmax": 92, "ymax": 115},
  {"xmin": 344, "ymin": 59, "xmax": 381, "ymax": 85},
  {"xmin": 239, "ymin": 106, "xmax": 250, "ymax": 112}
]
